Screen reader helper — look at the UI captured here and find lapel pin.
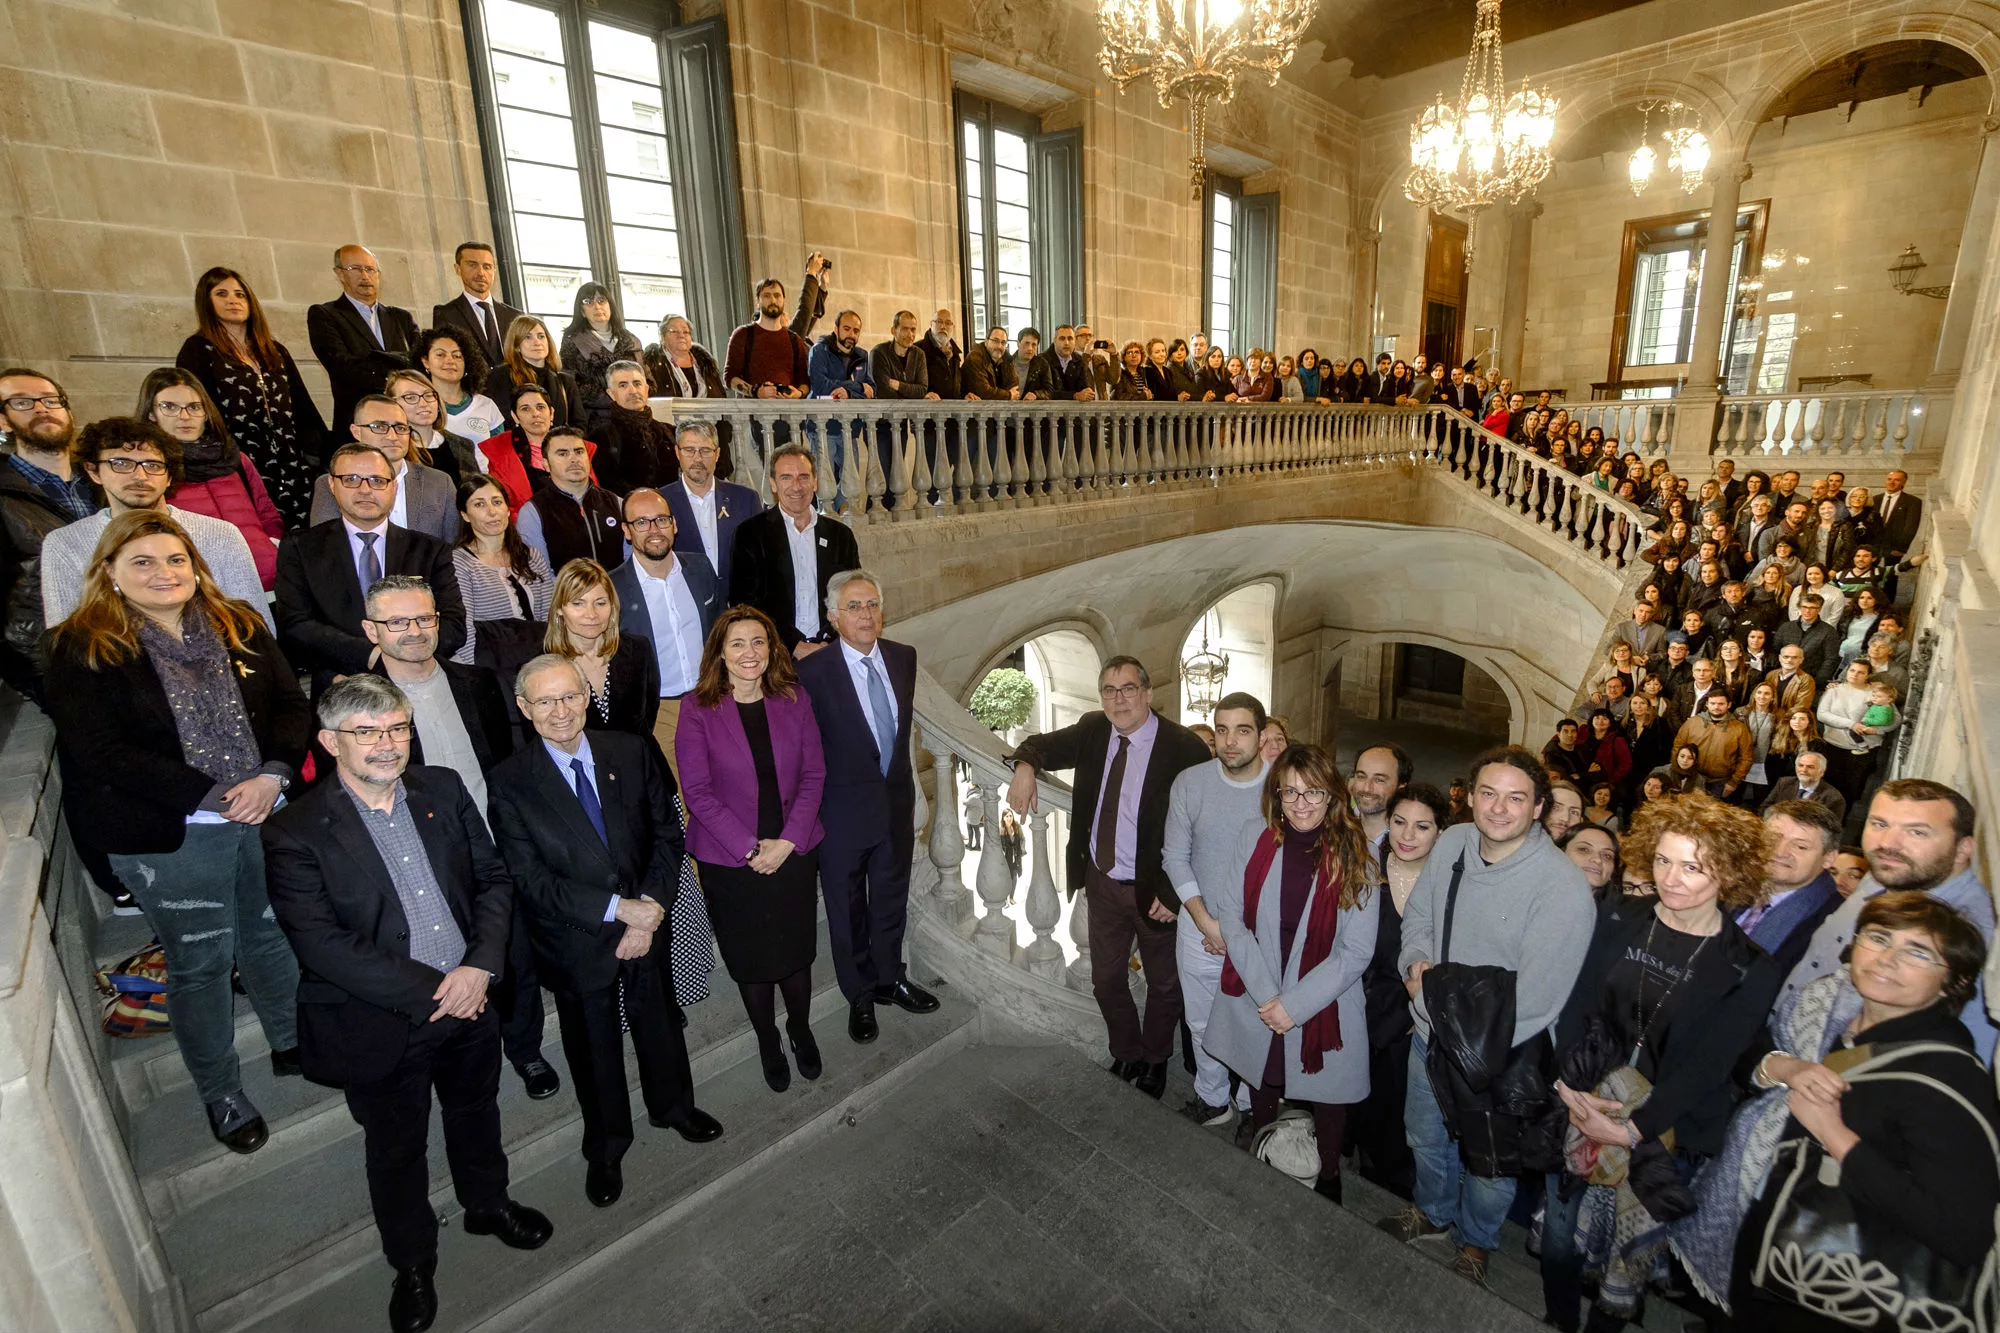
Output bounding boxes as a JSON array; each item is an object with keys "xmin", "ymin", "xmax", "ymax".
[{"xmin": 235, "ymin": 661, "xmax": 255, "ymax": 678}]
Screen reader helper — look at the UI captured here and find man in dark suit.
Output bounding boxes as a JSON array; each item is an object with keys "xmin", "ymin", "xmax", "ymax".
[
  {"xmin": 661, "ymin": 420, "xmax": 760, "ymax": 600},
  {"xmin": 1368, "ymin": 352, "xmax": 1397, "ymax": 404},
  {"xmin": 307, "ymin": 244, "xmax": 419, "ymax": 461},
  {"xmin": 611, "ymin": 487, "xmax": 721, "ymax": 766},
  {"xmin": 1875, "ymin": 468, "xmax": 1922, "ymax": 598},
  {"xmin": 429, "ymin": 241, "xmax": 522, "ymax": 370},
  {"xmin": 263, "ymin": 675, "xmax": 552, "ymax": 1333},
  {"xmin": 1032, "ymin": 325, "xmax": 1094, "ymax": 402},
  {"xmin": 487, "ymin": 655, "xmax": 722, "ymax": 1210},
  {"xmin": 360, "ymin": 574, "xmax": 560, "ymax": 1103},
  {"xmin": 274, "ymin": 442, "xmax": 466, "ymax": 698},
  {"xmin": 1759, "ymin": 749, "xmax": 1848, "ymax": 824},
  {"xmin": 1736, "ymin": 798, "xmax": 1844, "ymax": 980},
  {"xmin": 730, "ymin": 444, "xmax": 859, "ymax": 654},
  {"xmin": 1006, "ymin": 656, "xmax": 1211, "ymax": 1097},
  {"xmin": 795, "ymin": 570, "xmax": 938, "ymax": 1043}
]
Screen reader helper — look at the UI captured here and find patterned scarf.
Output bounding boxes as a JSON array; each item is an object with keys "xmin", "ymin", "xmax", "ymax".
[{"xmin": 139, "ymin": 610, "xmax": 262, "ymax": 787}]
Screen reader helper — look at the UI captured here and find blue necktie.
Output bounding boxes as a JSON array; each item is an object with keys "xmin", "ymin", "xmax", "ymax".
[
  {"xmin": 864, "ymin": 656, "xmax": 895, "ymax": 776},
  {"xmin": 570, "ymin": 758, "xmax": 608, "ymax": 845}
]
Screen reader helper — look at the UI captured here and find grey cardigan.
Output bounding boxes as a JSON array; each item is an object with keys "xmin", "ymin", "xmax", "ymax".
[
  {"xmin": 1203, "ymin": 818, "xmax": 1378, "ymax": 1105},
  {"xmin": 308, "ymin": 461, "xmax": 457, "ymax": 544}
]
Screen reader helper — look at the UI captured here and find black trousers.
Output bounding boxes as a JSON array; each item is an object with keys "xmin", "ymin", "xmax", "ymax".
[
  {"xmin": 496, "ymin": 907, "xmax": 547, "ymax": 1067},
  {"xmin": 343, "ymin": 1008, "xmax": 509, "ymax": 1273},
  {"xmin": 818, "ymin": 832, "xmax": 913, "ymax": 1002},
  {"xmin": 1084, "ymin": 866, "xmax": 1182, "ymax": 1063},
  {"xmin": 550, "ymin": 954, "xmax": 694, "ymax": 1166}
]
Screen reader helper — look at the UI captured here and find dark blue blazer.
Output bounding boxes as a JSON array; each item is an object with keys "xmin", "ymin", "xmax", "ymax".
[
  {"xmin": 610, "ymin": 553, "xmax": 722, "ymax": 670},
  {"xmin": 661, "ymin": 479, "xmax": 761, "ymax": 600},
  {"xmin": 795, "ymin": 636, "xmax": 917, "ymax": 852}
]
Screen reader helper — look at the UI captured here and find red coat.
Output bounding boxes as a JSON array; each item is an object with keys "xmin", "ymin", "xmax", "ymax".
[
  {"xmin": 169, "ymin": 457, "xmax": 285, "ymax": 589},
  {"xmin": 476, "ymin": 429, "xmax": 597, "ymax": 517}
]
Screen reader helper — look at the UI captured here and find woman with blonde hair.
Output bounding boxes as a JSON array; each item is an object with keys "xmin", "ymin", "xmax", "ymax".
[
  {"xmin": 1204, "ymin": 742, "xmax": 1380, "ymax": 1202},
  {"xmin": 543, "ymin": 558, "xmax": 657, "ymax": 740},
  {"xmin": 484, "ymin": 314, "xmax": 582, "ymax": 430},
  {"xmin": 42, "ymin": 511, "xmax": 309, "ymax": 1155}
]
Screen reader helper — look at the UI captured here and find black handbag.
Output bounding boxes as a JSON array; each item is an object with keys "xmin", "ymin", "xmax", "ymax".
[
  {"xmin": 1421, "ymin": 856, "xmax": 1566, "ymax": 1176},
  {"xmin": 1751, "ymin": 1041, "xmax": 2000, "ymax": 1330}
]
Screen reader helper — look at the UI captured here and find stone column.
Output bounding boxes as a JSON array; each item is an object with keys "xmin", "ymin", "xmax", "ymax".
[
  {"xmin": 1496, "ymin": 201, "xmax": 1541, "ymax": 382},
  {"xmin": 1927, "ymin": 118, "xmax": 2000, "ymax": 387},
  {"xmin": 1669, "ymin": 158, "xmax": 1753, "ymax": 473}
]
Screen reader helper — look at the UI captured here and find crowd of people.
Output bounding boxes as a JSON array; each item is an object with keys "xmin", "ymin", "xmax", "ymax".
[{"xmin": 0, "ymin": 237, "xmax": 1972, "ymax": 1333}]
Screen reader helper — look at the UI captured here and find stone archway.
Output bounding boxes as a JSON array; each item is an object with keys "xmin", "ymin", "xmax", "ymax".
[{"xmin": 1321, "ymin": 634, "xmax": 1519, "ymax": 788}]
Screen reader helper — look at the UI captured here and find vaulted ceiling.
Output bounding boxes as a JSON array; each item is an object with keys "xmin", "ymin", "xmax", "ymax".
[{"xmin": 1302, "ymin": 0, "xmax": 1653, "ymax": 84}]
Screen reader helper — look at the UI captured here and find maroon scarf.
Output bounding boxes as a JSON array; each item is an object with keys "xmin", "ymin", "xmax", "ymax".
[{"xmin": 1218, "ymin": 828, "xmax": 1344, "ymax": 1072}]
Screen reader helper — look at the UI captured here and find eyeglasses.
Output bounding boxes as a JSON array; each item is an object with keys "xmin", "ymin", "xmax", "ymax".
[
  {"xmin": 393, "ymin": 391, "xmax": 439, "ymax": 407},
  {"xmin": 357, "ymin": 421, "xmax": 413, "ymax": 437},
  {"xmin": 1855, "ymin": 928, "xmax": 1946, "ymax": 971},
  {"xmin": 333, "ymin": 472, "xmax": 394, "ymax": 491},
  {"xmin": 98, "ymin": 457, "xmax": 170, "ymax": 476},
  {"xmin": 153, "ymin": 402, "xmax": 206, "ymax": 418},
  {"xmin": 525, "ymin": 691, "xmax": 586, "ymax": 711},
  {"xmin": 839, "ymin": 599, "xmax": 882, "ymax": 613},
  {"xmin": 336, "ymin": 264, "xmax": 382, "ymax": 276},
  {"xmin": 1278, "ymin": 788, "xmax": 1332, "ymax": 806},
  {"xmin": 367, "ymin": 614, "xmax": 438, "ymax": 632},
  {"xmin": 677, "ymin": 446, "xmax": 718, "ymax": 458},
  {"xmin": 624, "ymin": 515, "xmax": 673, "ymax": 530},
  {"xmin": 3, "ymin": 394, "xmax": 68, "ymax": 412},
  {"xmin": 1098, "ymin": 683, "xmax": 1145, "ymax": 701},
  {"xmin": 335, "ymin": 722, "xmax": 413, "ymax": 744}
]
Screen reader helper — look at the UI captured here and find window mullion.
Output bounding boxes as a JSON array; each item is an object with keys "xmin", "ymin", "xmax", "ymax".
[
  {"xmin": 562, "ymin": 0, "xmax": 620, "ymax": 300},
  {"xmin": 981, "ymin": 120, "xmax": 1001, "ymax": 333}
]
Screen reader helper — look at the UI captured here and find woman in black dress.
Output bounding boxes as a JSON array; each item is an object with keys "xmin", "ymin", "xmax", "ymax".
[{"xmin": 675, "ymin": 606, "xmax": 826, "ymax": 1093}]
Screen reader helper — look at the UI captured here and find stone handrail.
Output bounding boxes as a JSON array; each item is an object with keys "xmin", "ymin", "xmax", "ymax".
[
  {"xmin": 650, "ymin": 398, "xmax": 1654, "ymax": 572},
  {"xmin": 1710, "ymin": 388, "xmax": 1941, "ymax": 461},
  {"xmin": 1570, "ymin": 399, "xmax": 1679, "ymax": 456}
]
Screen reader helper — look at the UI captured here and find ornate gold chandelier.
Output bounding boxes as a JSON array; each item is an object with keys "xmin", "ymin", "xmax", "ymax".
[
  {"xmin": 1404, "ymin": 0, "xmax": 1557, "ymax": 262},
  {"xmin": 1627, "ymin": 99, "xmax": 1710, "ymax": 196},
  {"xmin": 1097, "ymin": 0, "xmax": 1318, "ymax": 198}
]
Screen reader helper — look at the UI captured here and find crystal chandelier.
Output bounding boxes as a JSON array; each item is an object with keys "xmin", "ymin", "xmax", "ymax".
[
  {"xmin": 1404, "ymin": 0, "xmax": 1558, "ymax": 263},
  {"xmin": 1626, "ymin": 99, "xmax": 1710, "ymax": 196},
  {"xmin": 1180, "ymin": 616, "xmax": 1231, "ymax": 718},
  {"xmin": 1098, "ymin": 0, "xmax": 1318, "ymax": 198}
]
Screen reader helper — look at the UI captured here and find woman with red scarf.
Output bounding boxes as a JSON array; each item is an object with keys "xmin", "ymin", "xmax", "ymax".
[{"xmin": 1204, "ymin": 743, "xmax": 1381, "ymax": 1202}]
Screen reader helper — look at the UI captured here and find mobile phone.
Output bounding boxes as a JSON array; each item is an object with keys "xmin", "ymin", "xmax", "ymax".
[{"xmin": 1093, "ymin": 339, "xmax": 1110, "ymax": 351}]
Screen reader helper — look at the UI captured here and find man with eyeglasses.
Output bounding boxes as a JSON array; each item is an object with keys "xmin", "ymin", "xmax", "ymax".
[
  {"xmin": 0, "ymin": 367, "xmax": 98, "ymax": 702},
  {"xmin": 1737, "ymin": 799, "xmax": 1844, "ymax": 980},
  {"xmin": 42, "ymin": 417, "xmax": 269, "ymax": 628},
  {"xmin": 358, "ymin": 574, "xmax": 559, "ymax": 1104},
  {"xmin": 310, "ymin": 395, "xmax": 456, "ymax": 541},
  {"xmin": 587, "ymin": 359, "xmax": 677, "ymax": 497},
  {"xmin": 1777, "ymin": 777, "xmax": 1995, "ymax": 1059},
  {"xmin": 264, "ymin": 674, "xmax": 552, "ymax": 1333},
  {"xmin": 796, "ymin": 570, "xmax": 939, "ymax": 1043},
  {"xmin": 610, "ymin": 489, "xmax": 719, "ymax": 766},
  {"xmin": 488, "ymin": 655, "xmax": 723, "ymax": 1213},
  {"xmin": 1007, "ymin": 656, "xmax": 1212, "ymax": 1097},
  {"xmin": 308, "ymin": 244, "xmax": 419, "ymax": 461},
  {"xmin": 658, "ymin": 420, "xmax": 759, "ymax": 605},
  {"xmin": 276, "ymin": 441, "xmax": 465, "ymax": 698},
  {"xmin": 516, "ymin": 427, "xmax": 626, "ymax": 574}
]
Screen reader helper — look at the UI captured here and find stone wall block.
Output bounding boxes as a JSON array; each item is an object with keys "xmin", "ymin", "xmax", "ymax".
[
  {"xmin": 811, "ymin": 7, "xmax": 879, "ymax": 84},
  {"xmin": 87, "ymin": 293, "xmax": 194, "ymax": 361},
  {"xmin": 233, "ymin": 173, "xmax": 361, "ymax": 245},
  {"xmin": 214, "ymin": 0, "xmax": 369, "ymax": 62},
  {"xmin": 70, "ymin": 155, "xmax": 241, "ymax": 232},
  {"xmin": 265, "ymin": 114, "xmax": 381, "ymax": 187},
  {"xmin": 46, "ymin": 6, "xmax": 248, "ymax": 102},
  {"xmin": 21, "ymin": 218, "xmax": 190, "ymax": 298},
  {"xmin": 151, "ymin": 94, "xmax": 272, "ymax": 171}
]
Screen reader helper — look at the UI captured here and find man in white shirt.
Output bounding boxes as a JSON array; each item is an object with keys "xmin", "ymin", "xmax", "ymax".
[
  {"xmin": 610, "ymin": 489, "xmax": 720, "ymax": 766},
  {"xmin": 661, "ymin": 421, "xmax": 761, "ymax": 601}
]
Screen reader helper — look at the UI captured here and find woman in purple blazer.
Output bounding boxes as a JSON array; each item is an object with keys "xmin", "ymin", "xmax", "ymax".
[{"xmin": 676, "ymin": 605, "xmax": 826, "ymax": 1093}]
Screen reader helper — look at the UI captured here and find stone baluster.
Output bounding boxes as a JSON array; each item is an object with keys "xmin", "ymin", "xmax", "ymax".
[
  {"xmin": 1065, "ymin": 873, "xmax": 1093, "ymax": 993},
  {"xmin": 1003, "ymin": 417, "xmax": 1025, "ymax": 504},
  {"xmin": 1026, "ymin": 415, "xmax": 1048, "ymax": 503},
  {"xmin": 1888, "ymin": 398, "xmax": 1909, "ymax": 454},
  {"xmin": 965, "ymin": 414, "xmax": 991, "ymax": 511},
  {"xmin": 942, "ymin": 413, "xmax": 968, "ymax": 513},
  {"xmin": 999, "ymin": 416, "xmax": 1021, "ymax": 505},
  {"xmin": 866, "ymin": 415, "xmax": 889, "ymax": 517},
  {"xmin": 813, "ymin": 421, "xmax": 838, "ymax": 514},
  {"xmin": 1021, "ymin": 807, "xmax": 1064, "ymax": 982},
  {"xmin": 1808, "ymin": 400, "xmax": 1829, "ymax": 456},
  {"xmin": 1787, "ymin": 400, "xmax": 1809, "ymax": 456},
  {"xmin": 837, "ymin": 417, "xmax": 865, "ymax": 521},
  {"xmin": 971, "ymin": 782, "xmax": 1014, "ymax": 957},
  {"xmin": 927, "ymin": 749, "xmax": 973, "ymax": 923},
  {"xmin": 1847, "ymin": 399, "xmax": 1872, "ymax": 455}
]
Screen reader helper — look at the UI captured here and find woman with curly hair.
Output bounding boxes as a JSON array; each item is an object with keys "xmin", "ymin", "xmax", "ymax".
[
  {"xmin": 1204, "ymin": 743, "xmax": 1380, "ymax": 1203},
  {"xmin": 1539, "ymin": 793, "xmax": 1780, "ymax": 1332}
]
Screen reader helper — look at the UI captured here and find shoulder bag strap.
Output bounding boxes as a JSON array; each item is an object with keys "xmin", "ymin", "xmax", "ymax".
[{"xmin": 1439, "ymin": 855, "xmax": 1467, "ymax": 965}]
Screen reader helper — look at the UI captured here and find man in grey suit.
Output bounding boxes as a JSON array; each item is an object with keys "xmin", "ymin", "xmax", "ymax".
[
  {"xmin": 429, "ymin": 242, "xmax": 522, "ymax": 370},
  {"xmin": 308, "ymin": 396, "xmax": 458, "ymax": 542},
  {"xmin": 610, "ymin": 488, "xmax": 720, "ymax": 767},
  {"xmin": 1759, "ymin": 749, "xmax": 1847, "ymax": 823}
]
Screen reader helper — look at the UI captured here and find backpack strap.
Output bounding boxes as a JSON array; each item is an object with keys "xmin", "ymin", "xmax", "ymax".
[{"xmin": 1439, "ymin": 855, "xmax": 1467, "ymax": 965}]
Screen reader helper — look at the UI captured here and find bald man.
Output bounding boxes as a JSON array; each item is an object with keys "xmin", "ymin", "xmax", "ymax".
[{"xmin": 308, "ymin": 243, "xmax": 419, "ymax": 462}]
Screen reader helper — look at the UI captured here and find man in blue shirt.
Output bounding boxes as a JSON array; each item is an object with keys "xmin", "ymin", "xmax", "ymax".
[{"xmin": 805, "ymin": 310, "xmax": 875, "ymax": 505}]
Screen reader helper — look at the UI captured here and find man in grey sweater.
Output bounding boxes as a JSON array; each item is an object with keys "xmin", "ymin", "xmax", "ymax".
[
  {"xmin": 1161, "ymin": 691, "xmax": 1270, "ymax": 1127},
  {"xmin": 1380, "ymin": 746, "xmax": 1595, "ymax": 1286}
]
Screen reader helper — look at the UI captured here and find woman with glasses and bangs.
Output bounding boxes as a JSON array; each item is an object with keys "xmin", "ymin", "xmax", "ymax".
[
  {"xmin": 137, "ymin": 367, "xmax": 287, "ymax": 592},
  {"xmin": 1203, "ymin": 742, "xmax": 1381, "ymax": 1204},
  {"xmin": 42, "ymin": 509, "xmax": 309, "ymax": 1159}
]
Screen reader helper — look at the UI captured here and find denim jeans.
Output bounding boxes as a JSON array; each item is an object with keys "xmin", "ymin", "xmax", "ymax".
[
  {"xmin": 1539, "ymin": 1172, "xmax": 1587, "ymax": 1329},
  {"xmin": 111, "ymin": 821, "xmax": 299, "ymax": 1106},
  {"xmin": 1405, "ymin": 1032, "xmax": 1519, "ymax": 1251}
]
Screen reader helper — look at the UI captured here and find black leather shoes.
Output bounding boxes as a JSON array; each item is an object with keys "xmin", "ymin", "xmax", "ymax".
[
  {"xmin": 462, "ymin": 1200, "xmax": 553, "ymax": 1250},
  {"xmin": 388, "ymin": 1266, "xmax": 437, "ymax": 1333},
  {"xmin": 206, "ymin": 1092, "xmax": 269, "ymax": 1154},
  {"xmin": 585, "ymin": 1161, "xmax": 622, "ymax": 1208},
  {"xmin": 677, "ymin": 1007, "xmax": 689, "ymax": 1030},
  {"xmin": 789, "ymin": 1025, "xmax": 823, "ymax": 1080},
  {"xmin": 1133, "ymin": 1061, "xmax": 1168, "ymax": 1099},
  {"xmin": 760, "ymin": 1045, "xmax": 791, "ymax": 1093},
  {"xmin": 874, "ymin": 979, "xmax": 941, "ymax": 1014},
  {"xmin": 651, "ymin": 1107, "xmax": 724, "ymax": 1142},
  {"xmin": 270, "ymin": 1046, "xmax": 302, "ymax": 1078},
  {"xmin": 514, "ymin": 1059, "xmax": 561, "ymax": 1101},
  {"xmin": 848, "ymin": 1000, "xmax": 879, "ymax": 1044},
  {"xmin": 1314, "ymin": 1174, "xmax": 1344, "ymax": 1205},
  {"xmin": 1109, "ymin": 1058, "xmax": 1143, "ymax": 1082}
]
